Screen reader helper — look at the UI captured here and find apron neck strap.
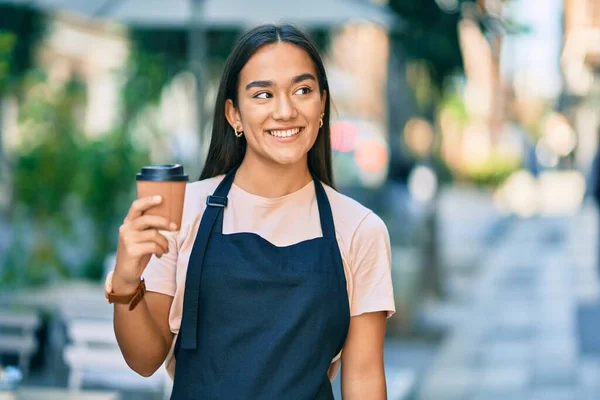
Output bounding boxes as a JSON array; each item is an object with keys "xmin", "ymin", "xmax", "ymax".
[
  {"xmin": 312, "ymin": 174, "xmax": 335, "ymax": 239},
  {"xmin": 208, "ymin": 167, "xmax": 335, "ymax": 239},
  {"xmin": 212, "ymin": 165, "xmax": 238, "ymax": 198}
]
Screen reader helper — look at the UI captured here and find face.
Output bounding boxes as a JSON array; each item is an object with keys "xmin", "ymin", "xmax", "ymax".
[{"xmin": 225, "ymin": 42, "xmax": 327, "ymax": 167}]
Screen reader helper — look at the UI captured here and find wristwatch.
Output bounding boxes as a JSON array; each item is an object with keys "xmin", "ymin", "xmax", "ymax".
[{"xmin": 105, "ymin": 271, "xmax": 146, "ymax": 311}]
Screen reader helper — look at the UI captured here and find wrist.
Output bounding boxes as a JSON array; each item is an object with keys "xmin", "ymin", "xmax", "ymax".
[
  {"xmin": 111, "ymin": 273, "xmax": 141, "ymax": 294},
  {"xmin": 108, "ymin": 280, "xmax": 146, "ymax": 311}
]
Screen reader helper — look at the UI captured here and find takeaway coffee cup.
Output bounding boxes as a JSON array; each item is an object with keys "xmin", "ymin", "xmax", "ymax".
[{"xmin": 136, "ymin": 164, "xmax": 189, "ymax": 232}]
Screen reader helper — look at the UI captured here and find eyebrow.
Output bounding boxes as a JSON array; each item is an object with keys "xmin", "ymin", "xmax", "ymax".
[
  {"xmin": 292, "ymin": 73, "xmax": 317, "ymax": 84},
  {"xmin": 245, "ymin": 73, "xmax": 317, "ymax": 90}
]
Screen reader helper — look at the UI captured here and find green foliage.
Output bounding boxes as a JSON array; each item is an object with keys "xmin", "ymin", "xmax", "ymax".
[
  {"xmin": 0, "ymin": 4, "xmax": 46, "ymax": 93},
  {"xmin": 0, "ymin": 32, "xmax": 17, "ymax": 92},
  {"xmin": 122, "ymin": 29, "xmax": 188, "ymax": 119},
  {"xmin": 389, "ymin": 0, "xmax": 476, "ymax": 89},
  {"xmin": 122, "ymin": 49, "xmax": 178, "ymax": 121},
  {"xmin": 122, "ymin": 28, "xmax": 241, "ymax": 120},
  {"xmin": 439, "ymin": 87, "xmax": 470, "ymax": 124},
  {"xmin": 1, "ymin": 74, "xmax": 150, "ymax": 287},
  {"xmin": 74, "ymin": 130, "xmax": 148, "ymax": 280},
  {"xmin": 463, "ymin": 154, "xmax": 521, "ymax": 187},
  {"xmin": 389, "ymin": 1, "xmax": 526, "ymax": 107},
  {"xmin": 13, "ymin": 78, "xmax": 86, "ymax": 220}
]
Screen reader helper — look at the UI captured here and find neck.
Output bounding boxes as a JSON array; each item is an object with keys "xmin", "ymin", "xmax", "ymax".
[{"xmin": 234, "ymin": 156, "xmax": 312, "ymax": 198}]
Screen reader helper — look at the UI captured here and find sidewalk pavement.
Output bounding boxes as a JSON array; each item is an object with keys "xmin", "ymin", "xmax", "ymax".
[
  {"xmin": 331, "ymin": 339, "xmax": 438, "ymax": 400},
  {"xmin": 332, "ymin": 186, "xmax": 510, "ymax": 400},
  {"xmin": 418, "ymin": 201, "xmax": 599, "ymax": 400}
]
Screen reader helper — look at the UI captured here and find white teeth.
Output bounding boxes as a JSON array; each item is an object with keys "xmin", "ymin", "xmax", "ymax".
[{"xmin": 269, "ymin": 128, "xmax": 301, "ymax": 138}]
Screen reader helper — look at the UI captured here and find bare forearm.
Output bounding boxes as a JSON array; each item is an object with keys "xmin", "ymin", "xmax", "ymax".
[
  {"xmin": 111, "ymin": 196, "xmax": 176, "ymax": 377},
  {"xmin": 341, "ymin": 374, "xmax": 387, "ymax": 400},
  {"xmin": 113, "ymin": 296, "xmax": 171, "ymax": 377}
]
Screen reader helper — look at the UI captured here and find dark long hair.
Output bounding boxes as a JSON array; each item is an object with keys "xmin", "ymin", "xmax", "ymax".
[{"xmin": 199, "ymin": 24, "xmax": 334, "ymax": 187}]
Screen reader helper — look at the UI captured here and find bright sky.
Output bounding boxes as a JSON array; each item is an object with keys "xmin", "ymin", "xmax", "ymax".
[{"xmin": 500, "ymin": 0, "xmax": 564, "ymax": 98}]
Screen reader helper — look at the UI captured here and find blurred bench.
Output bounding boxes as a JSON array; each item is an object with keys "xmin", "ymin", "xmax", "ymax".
[
  {"xmin": 0, "ymin": 310, "xmax": 41, "ymax": 377},
  {"xmin": 63, "ymin": 318, "xmax": 171, "ymax": 398},
  {"xmin": 0, "ymin": 387, "xmax": 118, "ymax": 400},
  {"xmin": 385, "ymin": 366, "xmax": 417, "ymax": 400}
]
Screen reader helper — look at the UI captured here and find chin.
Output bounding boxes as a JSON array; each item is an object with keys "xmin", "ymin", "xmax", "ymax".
[{"xmin": 267, "ymin": 151, "xmax": 308, "ymax": 166}]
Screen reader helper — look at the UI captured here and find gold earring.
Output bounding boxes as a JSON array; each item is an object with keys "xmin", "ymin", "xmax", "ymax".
[
  {"xmin": 234, "ymin": 127, "xmax": 243, "ymax": 138},
  {"xmin": 319, "ymin": 113, "xmax": 324, "ymax": 128}
]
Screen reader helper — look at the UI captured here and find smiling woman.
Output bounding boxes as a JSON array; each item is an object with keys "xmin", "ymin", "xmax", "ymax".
[
  {"xmin": 201, "ymin": 24, "xmax": 334, "ymax": 190},
  {"xmin": 225, "ymin": 42, "xmax": 325, "ymax": 167},
  {"xmin": 107, "ymin": 24, "xmax": 395, "ymax": 400}
]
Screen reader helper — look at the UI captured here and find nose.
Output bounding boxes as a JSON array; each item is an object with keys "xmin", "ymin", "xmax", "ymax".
[{"xmin": 271, "ymin": 94, "xmax": 297, "ymax": 121}]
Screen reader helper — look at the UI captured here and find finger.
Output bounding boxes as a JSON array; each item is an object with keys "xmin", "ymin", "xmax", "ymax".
[
  {"xmin": 139, "ymin": 254, "xmax": 152, "ymax": 271},
  {"xmin": 130, "ymin": 242, "xmax": 166, "ymax": 259},
  {"xmin": 131, "ymin": 215, "xmax": 176, "ymax": 232},
  {"xmin": 134, "ymin": 229, "xmax": 169, "ymax": 253},
  {"xmin": 125, "ymin": 196, "xmax": 162, "ymax": 221}
]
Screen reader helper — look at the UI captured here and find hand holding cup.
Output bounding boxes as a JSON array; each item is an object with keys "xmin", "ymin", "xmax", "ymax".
[
  {"xmin": 113, "ymin": 196, "xmax": 176, "ymax": 291},
  {"xmin": 113, "ymin": 164, "xmax": 188, "ymax": 292}
]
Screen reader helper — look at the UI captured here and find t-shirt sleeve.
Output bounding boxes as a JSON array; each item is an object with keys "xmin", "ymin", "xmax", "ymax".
[
  {"xmin": 141, "ymin": 232, "xmax": 178, "ymax": 296},
  {"xmin": 349, "ymin": 212, "xmax": 395, "ymax": 317}
]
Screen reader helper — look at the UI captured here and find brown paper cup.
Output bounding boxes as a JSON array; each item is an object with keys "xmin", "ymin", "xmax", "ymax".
[
  {"xmin": 136, "ymin": 180, "xmax": 187, "ymax": 230},
  {"xmin": 136, "ymin": 164, "xmax": 188, "ymax": 234}
]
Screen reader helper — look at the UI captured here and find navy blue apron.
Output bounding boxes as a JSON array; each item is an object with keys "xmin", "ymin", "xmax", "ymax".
[{"xmin": 171, "ymin": 166, "xmax": 351, "ymax": 399}]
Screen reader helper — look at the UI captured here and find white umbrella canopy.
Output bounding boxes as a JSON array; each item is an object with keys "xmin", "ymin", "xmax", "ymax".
[{"xmin": 2, "ymin": 0, "xmax": 400, "ymax": 29}]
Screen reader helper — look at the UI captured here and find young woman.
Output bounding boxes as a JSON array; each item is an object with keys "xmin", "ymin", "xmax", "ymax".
[{"xmin": 105, "ymin": 24, "xmax": 395, "ymax": 399}]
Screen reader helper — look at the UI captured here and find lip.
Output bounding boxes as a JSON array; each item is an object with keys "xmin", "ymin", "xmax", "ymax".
[
  {"xmin": 265, "ymin": 126, "xmax": 305, "ymax": 133},
  {"xmin": 265, "ymin": 126, "xmax": 305, "ymax": 142}
]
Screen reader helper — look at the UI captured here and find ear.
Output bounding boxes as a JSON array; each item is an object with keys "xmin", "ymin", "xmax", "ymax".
[
  {"xmin": 320, "ymin": 90, "xmax": 327, "ymax": 115},
  {"xmin": 225, "ymin": 99, "xmax": 243, "ymax": 132}
]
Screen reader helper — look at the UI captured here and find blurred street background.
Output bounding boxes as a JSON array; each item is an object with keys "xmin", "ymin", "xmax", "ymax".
[{"xmin": 0, "ymin": 0, "xmax": 600, "ymax": 399}]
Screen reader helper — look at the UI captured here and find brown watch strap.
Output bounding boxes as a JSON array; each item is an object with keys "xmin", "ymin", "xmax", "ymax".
[{"xmin": 107, "ymin": 279, "xmax": 146, "ymax": 311}]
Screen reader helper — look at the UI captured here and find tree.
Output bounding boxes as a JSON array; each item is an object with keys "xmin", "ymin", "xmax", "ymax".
[
  {"xmin": 0, "ymin": 4, "xmax": 46, "ymax": 93},
  {"xmin": 388, "ymin": 1, "xmax": 475, "ymax": 91},
  {"xmin": 0, "ymin": 4, "xmax": 46, "ymax": 215},
  {"xmin": 388, "ymin": 0, "xmax": 523, "ymax": 117}
]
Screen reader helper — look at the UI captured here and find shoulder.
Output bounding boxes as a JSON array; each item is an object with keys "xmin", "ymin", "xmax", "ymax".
[
  {"xmin": 323, "ymin": 185, "xmax": 389, "ymax": 253},
  {"xmin": 180, "ymin": 175, "xmax": 225, "ymax": 223},
  {"xmin": 323, "ymin": 185, "xmax": 371, "ymax": 225},
  {"xmin": 185, "ymin": 175, "xmax": 225, "ymax": 200}
]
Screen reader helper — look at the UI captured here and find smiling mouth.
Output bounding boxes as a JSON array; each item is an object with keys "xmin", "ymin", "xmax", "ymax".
[{"xmin": 267, "ymin": 127, "xmax": 303, "ymax": 138}]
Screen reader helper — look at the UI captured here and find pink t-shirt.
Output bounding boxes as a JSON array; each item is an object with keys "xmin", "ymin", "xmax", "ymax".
[{"xmin": 115, "ymin": 175, "xmax": 395, "ymax": 380}]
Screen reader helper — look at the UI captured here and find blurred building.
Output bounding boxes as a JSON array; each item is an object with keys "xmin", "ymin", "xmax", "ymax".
[
  {"xmin": 327, "ymin": 24, "xmax": 391, "ymax": 189},
  {"xmin": 2, "ymin": 14, "xmax": 129, "ymax": 153},
  {"xmin": 562, "ymin": 0, "xmax": 600, "ymax": 175}
]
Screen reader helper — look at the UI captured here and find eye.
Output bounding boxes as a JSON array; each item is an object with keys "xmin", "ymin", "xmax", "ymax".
[
  {"xmin": 254, "ymin": 92, "xmax": 272, "ymax": 99},
  {"xmin": 295, "ymin": 87, "xmax": 312, "ymax": 95}
]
